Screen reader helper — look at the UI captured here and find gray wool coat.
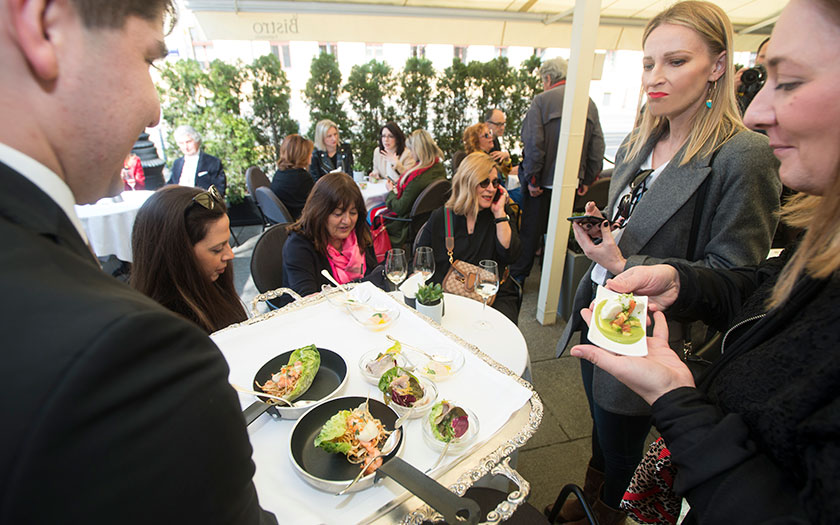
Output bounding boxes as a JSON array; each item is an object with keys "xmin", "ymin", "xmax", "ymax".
[{"xmin": 556, "ymin": 129, "xmax": 782, "ymax": 415}]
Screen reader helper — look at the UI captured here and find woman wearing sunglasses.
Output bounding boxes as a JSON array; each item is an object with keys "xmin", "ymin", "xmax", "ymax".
[
  {"xmin": 570, "ymin": 0, "xmax": 840, "ymax": 522},
  {"xmin": 131, "ymin": 185, "xmax": 247, "ymax": 333},
  {"xmin": 416, "ymin": 152, "xmax": 521, "ymax": 323},
  {"xmin": 552, "ymin": 2, "xmax": 782, "ymax": 523},
  {"xmin": 452, "ymin": 122, "xmax": 512, "ymax": 180}
]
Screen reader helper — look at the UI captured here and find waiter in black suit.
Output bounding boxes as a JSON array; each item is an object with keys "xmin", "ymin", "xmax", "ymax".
[
  {"xmin": 0, "ymin": 1, "xmax": 274, "ymax": 523},
  {"xmin": 168, "ymin": 124, "xmax": 228, "ymax": 197}
]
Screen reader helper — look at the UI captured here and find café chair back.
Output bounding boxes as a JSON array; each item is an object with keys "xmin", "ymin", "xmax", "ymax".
[
  {"xmin": 384, "ymin": 178, "xmax": 452, "ymax": 250},
  {"xmin": 572, "ymin": 170, "xmax": 611, "ymax": 214},
  {"xmin": 250, "ymin": 223, "xmax": 290, "ymax": 310},
  {"xmin": 246, "ymin": 166, "xmax": 270, "ymax": 197},
  {"xmin": 255, "ymin": 186, "xmax": 294, "ymax": 225}
]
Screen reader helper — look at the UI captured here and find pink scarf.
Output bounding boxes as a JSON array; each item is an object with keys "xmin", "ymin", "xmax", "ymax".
[{"xmin": 326, "ymin": 231, "xmax": 367, "ymax": 284}]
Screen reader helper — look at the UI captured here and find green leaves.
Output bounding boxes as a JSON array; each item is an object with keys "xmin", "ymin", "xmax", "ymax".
[
  {"xmin": 304, "ymin": 52, "xmax": 351, "ymax": 139},
  {"xmin": 344, "ymin": 60, "xmax": 396, "ymax": 173}
]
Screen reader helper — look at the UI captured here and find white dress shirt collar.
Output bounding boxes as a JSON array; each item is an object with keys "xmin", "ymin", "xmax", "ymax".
[{"xmin": 0, "ymin": 141, "xmax": 88, "ymax": 243}]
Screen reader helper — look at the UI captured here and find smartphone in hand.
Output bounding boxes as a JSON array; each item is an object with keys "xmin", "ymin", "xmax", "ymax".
[
  {"xmin": 567, "ymin": 215, "xmax": 609, "ymax": 228},
  {"xmin": 493, "ymin": 188, "xmax": 502, "ymax": 203}
]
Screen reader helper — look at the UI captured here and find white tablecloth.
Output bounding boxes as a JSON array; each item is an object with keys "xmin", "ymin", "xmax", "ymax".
[
  {"xmin": 360, "ymin": 180, "xmax": 390, "ymax": 210},
  {"xmin": 74, "ymin": 190, "xmax": 153, "ymax": 262},
  {"xmin": 211, "ymin": 284, "xmax": 532, "ymax": 524},
  {"xmin": 438, "ymin": 293, "xmax": 530, "ymax": 378}
]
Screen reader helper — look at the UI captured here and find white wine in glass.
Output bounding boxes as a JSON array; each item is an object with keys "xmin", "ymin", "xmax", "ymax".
[
  {"xmin": 474, "ymin": 260, "xmax": 499, "ymax": 329},
  {"xmin": 413, "ymin": 246, "xmax": 435, "ymax": 282},
  {"xmin": 385, "ymin": 248, "xmax": 407, "ymax": 291}
]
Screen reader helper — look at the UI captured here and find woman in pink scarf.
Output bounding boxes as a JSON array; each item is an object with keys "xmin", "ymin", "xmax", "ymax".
[{"xmin": 282, "ymin": 172, "xmax": 385, "ymax": 304}]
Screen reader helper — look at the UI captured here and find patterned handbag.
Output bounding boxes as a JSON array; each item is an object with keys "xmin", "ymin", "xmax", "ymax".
[
  {"xmin": 441, "ymin": 208, "xmax": 502, "ymax": 305},
  {"xmin": 620, "ymin": 437, "xmax": 681, "ymax": 525}
]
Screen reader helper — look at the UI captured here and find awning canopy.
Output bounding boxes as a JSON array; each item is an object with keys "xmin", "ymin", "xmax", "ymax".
[{"xmin": 184, "ymin": 0, "xmax": 781, "ymax": 51}]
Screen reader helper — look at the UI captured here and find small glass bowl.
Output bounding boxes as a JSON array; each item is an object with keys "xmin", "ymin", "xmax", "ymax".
[
  {"xmin": 357, "ymin": 349, "xmax": 410, "ymax": 385},
  {"xmin": 384, "ymin": 377, "xmax": 438, "ymax": 420},
  {"xmin": 413, "ymin": 346, "xmax": 465, "ymax": 381},
  {"xmin": 347, "ymin": 303, "xmax": 400, "ymax": 331},
  {"xmin": 422, "ymin": 404, "xmax": 480, "ymax": 452},
  {"xmin": 320, "ymin": 284, "xmax": 349, "ymax": 308}
]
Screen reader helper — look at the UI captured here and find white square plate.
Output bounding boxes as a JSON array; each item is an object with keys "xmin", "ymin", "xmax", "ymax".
[{"xmin": 586, "ymin": 286, "xmax": 649, "ymax": 356}]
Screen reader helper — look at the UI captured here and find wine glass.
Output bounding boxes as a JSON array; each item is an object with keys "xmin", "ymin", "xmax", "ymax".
[
  {"xmin": 474, "ymin": 260, "xmax": 499, "ymax": 330},
  {"xmin": 122, "ymin": 168, "xmax": 136, "ymax": 191},
  {"xmin": 412, "ymin": 246, "xmax": 435, "ymax": 283},
  {"xmin": 385, "ymin": 248, "xmax": 407, "ymax": 292}
]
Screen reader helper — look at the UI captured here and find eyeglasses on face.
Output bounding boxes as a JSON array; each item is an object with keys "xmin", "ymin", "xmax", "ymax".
[
  {"xmin": 478, "ymin": 178, "xmax": 501, "ymax": 189},
  {"xmin": 487, "ymin": 121, "xmax": 506, "ymax": 127},
  {"xmin": 190, "ymin": 185, "xmax": 223, "ymax": 211}
]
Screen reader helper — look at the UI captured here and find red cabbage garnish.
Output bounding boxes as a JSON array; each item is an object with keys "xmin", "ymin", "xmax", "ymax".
[
  {"xmin": 451, "ymin": 415, "xmax": 469, "ymax": 438},
  {"xmin": 391, "ymin": 390, "xmax": 417, "ymax": 407}
]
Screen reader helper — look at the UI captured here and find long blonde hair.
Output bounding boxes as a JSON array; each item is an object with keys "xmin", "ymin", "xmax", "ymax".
[
  {"xmin": 446, "ymin": 152, "xmax": 497, "ymax": 217},
  {"xmin": 625, "ymin": 1, "xmax": 745, "ymax": 165},
  {"xmin": 768, "ymin": 0, "xmax": 840, "ymax": 307},
  {"xmin": 405, "ymin": 129, "xmax": 443, "ymax": 170}
]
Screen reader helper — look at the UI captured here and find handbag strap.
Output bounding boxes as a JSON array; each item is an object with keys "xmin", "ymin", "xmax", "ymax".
[{"xmin": 445, "ymin": 207, "xmax": 455, "ymax": 263}]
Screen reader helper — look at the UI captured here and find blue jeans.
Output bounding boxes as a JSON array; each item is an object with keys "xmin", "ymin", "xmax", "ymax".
[{"xmin": 580, "ymin": 353, "xmax": 651, "ymax": 508}]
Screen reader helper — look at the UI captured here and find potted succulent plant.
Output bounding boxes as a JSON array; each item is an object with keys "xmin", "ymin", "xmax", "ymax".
[{"xmin": 415, "ymin": 283, "xmax": 444, "ymax": 324}]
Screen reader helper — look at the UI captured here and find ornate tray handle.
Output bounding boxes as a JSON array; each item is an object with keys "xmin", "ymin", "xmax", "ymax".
[
  {"xmin": 249, "ymin": 287, "xmax": 302, "ymax": 316},
  {"xmin": 401, "ymin": 457, "xmax": 530, "ymax": 525}
]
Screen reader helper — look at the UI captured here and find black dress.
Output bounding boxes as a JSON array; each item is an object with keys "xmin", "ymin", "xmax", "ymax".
[
  {"xmin": 270, "ymin": 167, "xmax": 313, "ymax": 220},
  {"xmin": 416, "ymin": 206, "xmax": 521, "ymax": 323}
]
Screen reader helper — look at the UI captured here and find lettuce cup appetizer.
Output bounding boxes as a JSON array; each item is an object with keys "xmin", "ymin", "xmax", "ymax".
[
  {"xmin": 423, "ymin": 400, "xmax": 479, "ymax": 451},
  {"xmin": 313, "ymin": 402, "xmax": 393, "ymax": 475},
  {"xmin": 377, "ymin": 366, "xmax": 438, "ymax": 418},
  {"xmin": 257, "ymin": 344, "xmax": 320, "ymax": 403}
]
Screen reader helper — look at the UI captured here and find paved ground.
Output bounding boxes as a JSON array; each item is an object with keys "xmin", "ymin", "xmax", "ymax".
[{"xmin": 228, "ymin": 224, "xmax": 637, "ymax": 515}]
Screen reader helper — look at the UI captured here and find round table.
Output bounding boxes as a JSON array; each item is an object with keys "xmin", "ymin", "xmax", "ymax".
[
  {"xmin": 438, "ymin": 293, "xmax": 530, "ymax": 378},
  {"xmin": 74, "ymin": 190, "xmax": 153, "ymax": 262},
  {"xmin": 359, "ymin": 180, "xmax": 390, "ymax": 210}
]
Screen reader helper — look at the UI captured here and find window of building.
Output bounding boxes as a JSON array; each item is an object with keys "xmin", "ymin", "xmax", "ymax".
[
  {"xmin": 411, "ymin": 45, "xmax": 426, "ymax": 58},
  {"xmin": 366, "ymin": 44, "xmax": 384, "ymax": 61},
  {"xmin": 192, "ymin": 42, "xmax": 212, "ymax": 69},
  {"xmin": 271, "ymin": 43, "xmax": 292, "ymax": 68},
  {"xmin": 318, "ymin": 42, "xmax": 338, "ymax": 59},
  {"xmin": 495, "ymin": 46, "xmax": 508, "ymax": 58},
  {"xmin": 534, "ymin": 47, "xmax": 546, "ymax": 59},
  {"xmin": 454, "ymin": 46, "xmax": 467, "ymax": 61}
]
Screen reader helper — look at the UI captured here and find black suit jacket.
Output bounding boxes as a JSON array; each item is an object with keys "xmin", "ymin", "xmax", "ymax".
[
  {"xmin": 270, "ymin": 167, "xmax": 313, "ymax": 220},
  {"xmin": 0, "ymin": 163, "xmax": 274, "ymax": 524},
  {"xmin": 168, "ymin": 151, "xmax": 227, "ymax": 197}
]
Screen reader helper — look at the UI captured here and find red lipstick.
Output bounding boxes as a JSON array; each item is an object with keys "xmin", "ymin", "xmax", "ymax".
[{"xmin": 648, "ymin": 92, "xmax": 668, "ymax": 99}]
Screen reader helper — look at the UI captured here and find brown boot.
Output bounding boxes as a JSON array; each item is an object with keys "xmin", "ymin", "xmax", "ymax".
[
  {"xmin": 567, "ymin": 496, "xmax": 626, "ymax": 525},
  {"xmin": 543, "ymin": 461, "xmax": 604, "ymax": 522}
]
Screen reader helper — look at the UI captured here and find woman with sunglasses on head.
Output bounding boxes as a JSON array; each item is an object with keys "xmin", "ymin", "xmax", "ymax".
[
  {"xmin": 131, "ymin": 185, "xmax": 247, "ymax": 334},
  {"xmin": 571, "ymin": 1, "xmax": 840, "ymax": 522},
  {"xmin": 552, "ymin": 2, "xmax": 782, "ymax": 523},
  {"xmin": 452, "ymin": 122, "xmax": 512, "ymax": 181},
  {"xmin": 377, "ymin": 129, "xmax": 446, "ymax": 247},
  {"xmin": 283, "ymin": 172, "xmax": 383, "ymax": 305},
  {"xmin": 369, "ymin": 122, "xmax": 415, "ymax": 183},
  {"xmin": 416, "ymin": 152, "xmax": 521, "ymax": 323}
]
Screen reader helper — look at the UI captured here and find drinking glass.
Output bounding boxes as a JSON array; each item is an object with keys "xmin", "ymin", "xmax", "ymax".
[
  {"xmin": 122, "ymin": 168, "xmax": 136, "ymax": 191},
  {"xmin": 412, "ymin": 246, "xmax": 435, "ymax": 283},
  {"xmin": 385, "ymin": 248, "xmax": 407, "ymax": 292},
  {"xmin": 474, "ymin": 260, "xmax": 499, "ymax": 329}
]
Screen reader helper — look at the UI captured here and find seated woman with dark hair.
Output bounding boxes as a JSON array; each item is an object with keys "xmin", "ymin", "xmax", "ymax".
[
  {"xmin": 452, "ymin": 122, "xmax": 512, "ymax": 181},
  {"xmin": 271, "ymin": 134, "xmax": 315, "ymax": 220},
  {"xmin": 416, "ymin": 152, "xmax": 521, "ymax": 323},
  {"xmin": 369, "ymin": 122, "xmax": 415, "ymax": 182},
  {"xmin": 283, "ymin": 172, "xmax": 383, "ymax": 300},
  {"xmin": 131, "ymin": 185, "xmax": 247, "ymax": 333}
]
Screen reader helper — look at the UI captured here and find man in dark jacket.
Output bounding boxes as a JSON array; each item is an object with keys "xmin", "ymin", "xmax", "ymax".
[
  {"xmin": 511, "ymin": 57, "xmax": 605, "ymax": 284},
  {"xmin": 168, "ymin": 124, "xmax": 228, "ymax": 197},
  {"xmin": 0, "ymin": 1, "xmax": 274, "ymax": 523}
]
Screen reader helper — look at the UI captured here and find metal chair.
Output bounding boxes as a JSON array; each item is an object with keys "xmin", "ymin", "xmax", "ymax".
[
  {"xmin": 249, "ymin": 223, "xmax": 290, "ymax": 310},
  {"xmin": 254, "ymin": 186, "xmax": 294, "ymax": 225},
  {"xmin": 383, "ymin": 179, "xmax": 452, "ymax": 250},
  {"xmin": 246, "ymin": 166, "xmax": 271, "ymax": 229},
  {"xmin": 546, "ymin": 484, "xmax": 598, "ymax": 525}
]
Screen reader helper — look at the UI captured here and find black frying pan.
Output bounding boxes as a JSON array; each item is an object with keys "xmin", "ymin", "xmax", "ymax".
[
  {"xmin": 289, "ymin": 396, "xmax": 480, "ymax": 525},
  {"xmin": 243, "ymin": 347, "xmax": 347, "ymax": 425}
]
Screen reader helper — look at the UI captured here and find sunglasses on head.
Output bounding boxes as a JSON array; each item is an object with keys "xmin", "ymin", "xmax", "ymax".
[
  {"xmin": 190, "ymin": 185, "xmax": 223, "ymax": 211},
  {"xmin": 478, "ymin": 178, "xmax": 501, "ymax": 189}
]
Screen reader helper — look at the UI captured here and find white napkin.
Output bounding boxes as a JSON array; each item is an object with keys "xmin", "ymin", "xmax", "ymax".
[{"xmin": 398, "ymin": 272, "xmax": 426, "ymax": 299}]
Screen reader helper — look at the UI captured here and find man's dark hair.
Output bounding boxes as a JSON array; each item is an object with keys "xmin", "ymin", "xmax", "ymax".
[
  {"xmin": 483, "ymin": 108, "xmax": 501, "ymax": 123},
  {"xmin": 70, "ymin": 0, "xmax": 177, "ymax": 31}
]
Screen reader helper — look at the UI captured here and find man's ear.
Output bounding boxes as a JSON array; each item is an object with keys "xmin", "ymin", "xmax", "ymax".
[
  {"xmin": 709, "ymin": 51, "xmax": 726, "ymax": 82},
  {"xmin": 9, "ymin": 0, "xmax": 61, "ymax": 81}
]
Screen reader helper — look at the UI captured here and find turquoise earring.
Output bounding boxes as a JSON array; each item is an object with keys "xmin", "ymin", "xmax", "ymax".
[{"xmin": 706, "ymin": 80, "xmax": 717, "ymax": 109}]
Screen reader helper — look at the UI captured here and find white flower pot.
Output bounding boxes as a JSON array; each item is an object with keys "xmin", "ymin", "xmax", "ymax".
[{"xmin": 416, "ymin": 298, "xmax": 443, "ymax": 324}]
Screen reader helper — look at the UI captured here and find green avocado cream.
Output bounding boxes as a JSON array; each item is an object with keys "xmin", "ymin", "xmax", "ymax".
[{"xmin": 594, "ymin": 299, "xmax": 645, "ymax": 344}]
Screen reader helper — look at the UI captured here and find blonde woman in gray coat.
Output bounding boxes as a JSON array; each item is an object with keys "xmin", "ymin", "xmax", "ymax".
[{"xmin": 549, "ymin": 2, "xmax": 782, "ymax": 524}]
